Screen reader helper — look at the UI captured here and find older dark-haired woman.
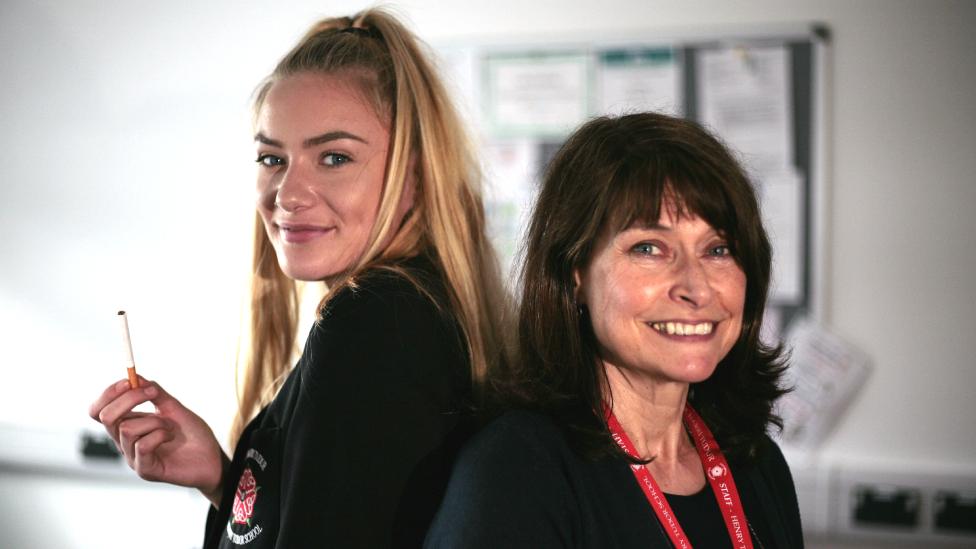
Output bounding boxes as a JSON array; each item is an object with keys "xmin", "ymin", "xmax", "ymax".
[{"xmin": 426, "ymin": 112, "xmax": 803, "ymax": 548}]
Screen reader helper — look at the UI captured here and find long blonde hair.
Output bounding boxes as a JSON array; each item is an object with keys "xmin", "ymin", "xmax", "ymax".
[{"xmin": 232, "ymin": 8, "xmax": 508, "ymax": 443}]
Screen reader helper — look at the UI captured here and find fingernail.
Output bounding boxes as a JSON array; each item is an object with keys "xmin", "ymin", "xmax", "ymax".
[{"xmin": 143, "ymin": 385, "xmax": 157, "ymax": 398}]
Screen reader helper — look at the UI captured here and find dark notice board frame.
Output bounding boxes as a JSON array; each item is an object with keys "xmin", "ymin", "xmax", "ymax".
[
  {"xmin": 438, "ymin": 23, "xmax": 831, "ymax": 333},
  {"xmin": 681, "ymin": 26, "xmax": 831, "ymax": 329}
]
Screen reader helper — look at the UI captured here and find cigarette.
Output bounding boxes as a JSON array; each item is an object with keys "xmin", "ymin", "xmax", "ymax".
[{"xmin": 117, "ymin": 310, "xmax": 140, "ymax": 389}]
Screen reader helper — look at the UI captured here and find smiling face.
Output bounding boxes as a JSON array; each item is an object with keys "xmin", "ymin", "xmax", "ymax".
[
  {"xmin": 254, "ymin": 71, "xmax": 407, "ymax": 282},
  {"xmin": 576, "ymin": 203, "xmax": 746, "ymax": 387}
]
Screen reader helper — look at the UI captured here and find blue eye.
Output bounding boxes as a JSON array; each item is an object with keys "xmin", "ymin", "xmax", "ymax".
[
  {"xmin": 709, "ymin": 244, "xmax": 733, "ymax": 257},
  {"xmin": 632, "ymin": 242, "xmax": 662, "ymax": 255},
  {"xmin": 322, "ymin": 152, "xmax": 351, "ymax": 167},
  {"xmin": 256, "ymin": 154, "xmax": 284, "ymax": 168}
]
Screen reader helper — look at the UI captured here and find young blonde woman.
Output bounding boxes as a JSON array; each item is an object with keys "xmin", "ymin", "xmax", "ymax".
[{"xmin": 89, "ymin": 9, "xmax": 507, "ymax": 548}]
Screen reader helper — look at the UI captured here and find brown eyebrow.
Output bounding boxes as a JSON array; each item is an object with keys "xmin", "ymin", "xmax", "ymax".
[
  {"xmin": 624, "ymin": 221, "xmax": 671, "ymax": 232},
  {"xmin": 253, "ymin": 131, "xmax": 369, "ymax": 147}
]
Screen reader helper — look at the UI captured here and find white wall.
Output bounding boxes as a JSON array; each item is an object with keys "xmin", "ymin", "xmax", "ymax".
[{"xmin": 1, "ymin": 0, "xmax": 973, "ymax": 546}]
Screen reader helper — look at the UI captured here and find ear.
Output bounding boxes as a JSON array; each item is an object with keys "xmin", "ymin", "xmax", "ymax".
[{"xmin": 572, "ymin": 267, "xmax": 585, "ymax": 305}]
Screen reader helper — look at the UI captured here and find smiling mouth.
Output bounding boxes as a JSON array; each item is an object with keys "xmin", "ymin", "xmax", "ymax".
[
  {"xmin": 649, "ymin": 321, "xmax": 714, "ymax": 336},
  {"xmin": 276, "ymin": 223, "xmax": 333, "ymax": 243},
  {"xmin": 277, "ymin": 222, "xmax": 328, "ymax": 231}
]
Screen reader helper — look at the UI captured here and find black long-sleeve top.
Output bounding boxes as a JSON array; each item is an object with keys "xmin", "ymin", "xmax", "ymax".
[
  {"xmin": 204, "ymin": 256, "xmax": 471, "ymax": 549},
  {"xmin": 425, "ymin": 410, "xmax": 803, "ymax": 548}
]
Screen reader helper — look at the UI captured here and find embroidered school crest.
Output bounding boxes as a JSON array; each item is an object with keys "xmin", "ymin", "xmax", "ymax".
[{"xmin": 232, "ymin": 467, "xmax": 258, "ymax": 525}]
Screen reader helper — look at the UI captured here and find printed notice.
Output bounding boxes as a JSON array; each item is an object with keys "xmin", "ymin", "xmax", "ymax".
[
  {"xmin": 484, "ymin": 52, "xmax": 589, "ymax": 137},
  {"xmin": 775, "ymin": 318, "xmax": 872, "ymax": 452},
  {"xmin": 697, "ymin": 45, "xmax": 793, "ymax": 178},
  {"xmin": 761, "ymin": 169, "xmax": 805, "ymax": 304},
  {"xmin": 597, "ymin": 48, "xmax": 682, "ymax": 116},
  {"xmin": 483, "ymin": 138, "xmax": 540, "ymax": 276}
]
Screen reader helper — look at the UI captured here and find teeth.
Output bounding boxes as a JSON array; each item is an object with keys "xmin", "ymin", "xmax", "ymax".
[{"xmin": 651, "ymin": 322, "xmax": 713, "ymax": 336}]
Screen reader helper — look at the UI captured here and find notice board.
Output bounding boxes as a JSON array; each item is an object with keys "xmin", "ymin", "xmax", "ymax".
[{"xmin": 438, "ymin": 23, "xmax": 830, "ymax": 336}]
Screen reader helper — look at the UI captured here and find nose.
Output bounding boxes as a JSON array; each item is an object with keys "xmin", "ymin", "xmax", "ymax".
[
  {"xmin": 668, "ymin": 254, "xmax": 714, "ymax": 308},
  {"xmin": 273, "ymin": 164, "xmax": 316, "ymax": 213}
]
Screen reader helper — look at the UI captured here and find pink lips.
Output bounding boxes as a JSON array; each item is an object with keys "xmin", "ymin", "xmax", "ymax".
[{"xmin": 276, "ymin": 223, "xmax": 333, "ymax": 244}]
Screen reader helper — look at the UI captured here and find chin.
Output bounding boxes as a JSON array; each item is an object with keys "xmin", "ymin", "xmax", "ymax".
[
  {"xmin": 276, "ymin": 257, "xmax": 340, "ymax": 282},
  {"xmin": 675, "ymin": 361, "xmax": 721, "ymax": 384}
]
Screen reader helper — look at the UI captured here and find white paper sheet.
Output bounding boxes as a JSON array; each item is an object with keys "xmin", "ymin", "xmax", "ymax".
[
  {"xmin": 761, "ymin": 168, "xmax": 805, "ymax": 304},
  {"xmin": 596, "ymin": 48, "xmax": 682, "ymax": 116},
  {"xmin": 482, "ymin": 138, "xmax": 540, "ymax": 275},
  {"xmin": 775, "ymin": 318, "xmax": 872, "ymax": 453},
  {"xmin": 437, "ymin": 47, "xmax": 481, "ymax": 126},
  {"xmin": 697, "ymin": 45, "xmax": 793, "ymax": 178},
  {"xmin": 485, "ymin": 53, "xmax": 589, "ymax": 136}
]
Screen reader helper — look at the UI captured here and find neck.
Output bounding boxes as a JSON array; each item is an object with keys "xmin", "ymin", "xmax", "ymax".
[
  {"xmin": 603, "ymin": 363, "xmax": 705, "ymax": 494},
  {"xmin": 603, "ymin": 363, "xmax": 691, "ymax": 458}
]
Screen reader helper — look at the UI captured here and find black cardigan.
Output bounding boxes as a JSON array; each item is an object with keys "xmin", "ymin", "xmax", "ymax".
[
  {"xmin": 425, "ymin": 410, "xmax": 803, "ymax": 548},
  {"xmin": 204, "ymin": 257, "xmax": 471, "ymax": 549}
]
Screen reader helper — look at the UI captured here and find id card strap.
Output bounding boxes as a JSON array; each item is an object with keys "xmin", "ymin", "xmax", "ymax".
[
  {"xmin": 605, "ymin": 407, "xmax": 692, "ymax": 548},
  {"xmin": 604, "ymin": 403, "xmax": 754, "ymax": 549},
  {"xmin": 683, "ymin": 406, "xmax": 753, "ymax": 549}
]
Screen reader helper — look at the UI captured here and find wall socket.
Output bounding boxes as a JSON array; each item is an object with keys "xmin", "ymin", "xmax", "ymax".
[
  {"xmin": 788, "ymin": 457, "xmax": 976, "ymax": 545},
  {"xmin": 830, "ymin": 466, "xmax": 976, "ymax": 544}
]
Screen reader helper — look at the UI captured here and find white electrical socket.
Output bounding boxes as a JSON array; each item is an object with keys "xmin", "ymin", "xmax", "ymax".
[{"xmin": 830, "ymin": 465, "xmax": 976, "ymax": 545}]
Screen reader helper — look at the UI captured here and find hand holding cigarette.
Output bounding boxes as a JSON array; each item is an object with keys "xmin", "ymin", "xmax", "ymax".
[
  {"xmin": 87, "ymin": 359, "xmax": 228, "ymax": 503},
  {"xmin": 118, "ymin": 310, "xmax": 140, "ymax": 389}
]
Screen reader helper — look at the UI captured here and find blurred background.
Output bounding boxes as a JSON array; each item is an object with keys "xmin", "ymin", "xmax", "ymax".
[{"xmin": 0, "ymin": 1, "xmax": 973, "ymax": 547}]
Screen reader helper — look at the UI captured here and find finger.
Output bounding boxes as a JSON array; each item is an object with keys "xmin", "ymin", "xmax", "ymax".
[
  {"xmin": 139, "ymin": 379, "xmax": 185, "ymax": 413},
  {"xmin": 88, "ymin": 379, "xmax": 134, "ymax": 421},
  {"xmin": 96, "ymin": 384, "xmax": 161, "ymax": 439},
  {"xmin": 107, "ymin": 411, "xmax": 153, "ymax": 454},
  {"xmin": 132, "ymin": 428, "xmax": 175, "ymax": 481},
  {"xmin": 118, "ymin": 415, "xmax": 170, "ymax": 458}
]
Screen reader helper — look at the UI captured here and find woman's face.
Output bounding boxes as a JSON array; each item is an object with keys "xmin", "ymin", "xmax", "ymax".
[
  {"xmin": 576, "ymin": 203, "xmax": 746, "ymax": 386},
  {"xmin": 254, "ymin": 72, "xmax": 405, "ymax": 282}
]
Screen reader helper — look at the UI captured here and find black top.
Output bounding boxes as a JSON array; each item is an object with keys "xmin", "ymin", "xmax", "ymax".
[
  {"xmin": 204, "ymin": 256, "xmax": 472, "ymax": 549},
  {"xmin": 664, "ymin": 488, "xmax": 736, "ymax": 548},
  {"xmin": 425, "ymin": 410, "xmax": 803, "ymax": 549}
]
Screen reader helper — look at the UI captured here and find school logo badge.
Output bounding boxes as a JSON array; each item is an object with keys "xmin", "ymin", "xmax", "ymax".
[
  {"xmin": 707, "ymin": 463, "xmax": 728, "ymax": 480},
  {"xmin": 232, "ymin": 467, "xmax": 258, "ymax": 525}
]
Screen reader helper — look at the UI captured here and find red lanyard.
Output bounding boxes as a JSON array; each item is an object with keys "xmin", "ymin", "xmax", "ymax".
[{"xmin": 604, "ymin": 403, "xmax": 753, "ymax": 549}]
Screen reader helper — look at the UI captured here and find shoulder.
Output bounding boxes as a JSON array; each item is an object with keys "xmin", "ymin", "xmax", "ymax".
[
  {"xmin": 452, "ymin": 410, "xmax": 571, "ymax": 478},
  {"xmin": 427, "ymin": 411, "xmax": 582, "ymax": 547},
  {"xmin": 751, "ymin": 435, "xmax": 793, "ymax": 487},
  {"xmin": 322, "ymin": 255, "xmax": 452, "ymax": 328},
  {"xmin": 314, "ymin": 254, "xmax": 459, "ymax": 346},
  {"xmin": 743, "ymin": 436, "xmax": 805, "ymax": 546},
  {"xmin": 301, "ymin": 255, "xmax": 467, "ymax": 391}
]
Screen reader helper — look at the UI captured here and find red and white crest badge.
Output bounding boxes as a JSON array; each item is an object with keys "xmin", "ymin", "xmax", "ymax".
[
  {"xmin": 232, "ymin": 466, "xmax": 259, "ymax": 525},
  {"xmin": 707, "ymin": 463, "xmax": 728, "ymax": 480}
]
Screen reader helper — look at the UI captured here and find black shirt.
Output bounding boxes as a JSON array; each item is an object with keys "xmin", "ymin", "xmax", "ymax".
[
  {"xmin": 425, "ymin": 410, "xmax": 802, "ymax": 548},
  {"xmin": 665, "ymin": 487, "xmax": 733, "ymax": 548},
  {"xmin": 204, "ymin": 257, "xmax": 472, "ymax": 549}
]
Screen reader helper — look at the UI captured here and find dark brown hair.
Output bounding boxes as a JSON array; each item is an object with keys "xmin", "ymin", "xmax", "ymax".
[{"xmin": 498, "ymin": 112, "xmax": 788, "ymax": 463}]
